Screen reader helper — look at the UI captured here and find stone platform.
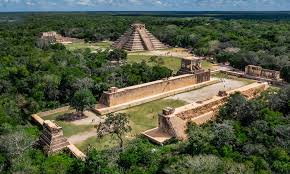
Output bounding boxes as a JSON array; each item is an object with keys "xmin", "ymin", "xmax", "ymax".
[
  {"xmin": 142, "ymin": 128, "xmax": 172, "ymax": 145},
  {"xmin": 142, "ymin": 82, "xmax": 269, "ymax": 145}
]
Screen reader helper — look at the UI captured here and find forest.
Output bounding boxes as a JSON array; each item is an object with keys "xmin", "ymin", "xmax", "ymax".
[{"xmin": 0, "ymin": 12, "xmax": 290, "ymax": 173}]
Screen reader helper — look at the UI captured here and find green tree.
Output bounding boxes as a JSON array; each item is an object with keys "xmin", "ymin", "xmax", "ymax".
[
  {"xmin": 118, "ymin": 139, "xmax": 159, "ymax": 172},
  {"xmin": 219, "ymin": 93, "xmax": 263, "ymax": 125},
  {"xmin": 70, "ymin": 88, "xmax": 96, "ymax": 114},
  {"xmin": 185, "ymin": 123, "xmax": 214, "ymax": 155},
  {"xmin": 69, "ymin": 149, "xmax": 119, "ymax": 174},
  {"xmin": 97, "ymin": 113, "xmax": 131, "ymax": 149},
  {"xmin": 163, "ymin": 155, "xmax": 253, "ymax": 174},
  {"xmin": 281, "ymin": 66, "xmax": 290, "ymax": 82},
  {"xmin": 212, "ymin": 121, "xmax": 236, "ymax": 148},
  {"xmin": 42, "ymin": 153, "xmax": 74, "ymax": 174},
  {"xmin": 107, "ymin": 49, "xmax": 127, "ymax": 61}
]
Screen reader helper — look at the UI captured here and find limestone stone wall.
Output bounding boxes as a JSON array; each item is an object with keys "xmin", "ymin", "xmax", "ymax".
[
  {"xmin": 100, "ymin": 74, "xmax": 205, "ymax": 107},
  {"xmin": 245, "ymin": 65, "xmax": 280, "ymax": 80},
  {"xmin": 261, "ymin": 69, "xmax": 280, "ymax": 80},
  {"xmin": 157, "ymin": 82, "xmax": 269, "ymax": 140},
  {"xmin": 196, "ymin": 71, "xmax": 211, "ymax": 83}
]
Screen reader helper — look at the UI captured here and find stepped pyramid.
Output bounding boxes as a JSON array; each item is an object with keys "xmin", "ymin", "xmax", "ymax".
[
  {"xmin": 112, "ymin": 23, "xmax": 167, "ymax": 51},
  {"xmin": 38, "ymin": 120, "xmax": 70, "ymax": 155}
]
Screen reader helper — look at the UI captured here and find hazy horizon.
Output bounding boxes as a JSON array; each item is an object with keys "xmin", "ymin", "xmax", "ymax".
[
  {"xmin": 1, "ymin": 0, "xmax": 290, "ymax": 12},
  {"xmin": 1, "ymin": 10, "xmax": 290, "ymax": 13}
]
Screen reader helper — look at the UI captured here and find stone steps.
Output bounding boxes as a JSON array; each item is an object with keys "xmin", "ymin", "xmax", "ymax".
[
  {"xmin": 112, "ymin": 24, "xmax": 167, "ymax": 51},
  {"xmin": 39, "ymin": 120, "xmax": 70, "ymax": 155}
]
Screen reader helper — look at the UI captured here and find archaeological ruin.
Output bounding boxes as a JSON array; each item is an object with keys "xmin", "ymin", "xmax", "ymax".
[
  {"xmin": 40, "ymin": 31, "xmax": 78, "ymax": 45},
  {"xmin": 142, "ymin": 82, "xmax": 269, "ymax": 145},
  {"xmin": 94, "ymin": 57, "xmax": 213, "ymax": 115},
  {"xmin": 177, "ymin": 58, "xmax": 204, "ymax": 75},
  {"xmin": 245, "ymin": 65, "xmax": 281, "ymax": 80},
  {"xmin": 95, "ymin": 73, "xmax": 215, "ymax": 115},
  {"xmin": 112, "ymin": 23, "xmax": 167, "ymax": 51},
  {"xmin": 38, "ymin": 120, "xmax": 70, "ymax": 155},
  {"xmin": 32, "ymin": 108, "xmax": 86, "ymax": 160}
]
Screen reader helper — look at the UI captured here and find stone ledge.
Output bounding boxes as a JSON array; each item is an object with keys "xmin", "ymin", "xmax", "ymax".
[
  {"xmin": 142, "ymin": 128, "xmax": 173, "ymax": 145},
  {"xmin": 67, "ymin": 143, "xmax": 86, "ymax": 161}
]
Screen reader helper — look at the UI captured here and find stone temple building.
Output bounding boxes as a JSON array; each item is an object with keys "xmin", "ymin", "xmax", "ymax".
[
  {"xmin": 112, "ymin": 23, "xmax": 167, "ymax": 51},
  {"xmin": 177, "ymin": 58, "xmax": 204, "ymax": 75}
]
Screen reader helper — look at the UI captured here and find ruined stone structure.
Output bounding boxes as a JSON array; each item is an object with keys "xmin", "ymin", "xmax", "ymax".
[
  {"xmin": 38, "ymin": 120, "xmax": 70, "ymax": 155},
  {"xmin": 32, "ymin": 108, "xmax": 87, "ymax": 160},
  {"xmin": 177, "ymin": 58, "xmax": 204, "ymax": 75},
  {"xmin": 112, "ymin": 23, "xmax": 167, "ymax": 51},
  {"xmin": 41, "ymin": 31, "xmax": 59, "ymax": 37},
  {"xmin": 99, "ymin": 73, "xmax": 211, "ymax": 107},
  {"xmin": 177, "ymin": 58, "xmax": 210, "ymax": 83},
  {"xmin": 245, "ymin": 65, "xmax": 280, "ymax": 80},
  {"xmin": 40, "ymin": 31, "xmax": 78, "ymax": 45},
  {"xmin": 95, "ymin": 73, "xmax": 214, "ymax": 115},
  {"xmin": 99, "ymin": 74, "xmax": 205, "ymax": 107},
  {"xmin": 40, "ymin": 31, "xmax": 59, "ymax": 44},
  {"xmin": 143, "ymin": 82, "xmax": 269, "ymax": 145}
]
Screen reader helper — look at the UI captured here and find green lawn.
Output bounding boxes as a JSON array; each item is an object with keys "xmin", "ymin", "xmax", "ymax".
[
  {"xmin": 127, "ymin": 55, "xmax": 181, "ymax": 73},
  {"xmin": 127, "ymin": 54, "xmax": 214, "ymax": 73},
  {"xmin": 76, "ymin": 99, "xmax": 187, "ymax": 151},
  {"xmin": 41, "ymin": 110, "xmax": 94, "ymax": 137},
  {"xmin": 123, "ymin": 98, "xmax": 187, "ymax": 134},
  {"xmin": 43, "ymin": 109, "xmax": 75, "ymax": 120},
  {"xmin": 95, "ymin": 41, "xmax": 112, "ymax": 49},
  {"xmin": 57, "ymin": 122, "xmax": 93, "ymax": 137},
  {"xmin": 65, "ymin": 41, "xmax": 112, "ymax": 51},
  {"xmin": 201, "ymin": 61, "xmax": 214, "ymax": 70}
]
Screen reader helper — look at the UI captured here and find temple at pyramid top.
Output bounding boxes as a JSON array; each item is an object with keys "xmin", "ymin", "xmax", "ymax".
[{"xmin": 112, "ymin": 23, "xmax": 167, "ymax": 51}]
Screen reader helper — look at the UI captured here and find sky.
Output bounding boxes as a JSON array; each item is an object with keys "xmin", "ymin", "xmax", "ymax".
[{"xmin": 0, "ymin": 0, "xmax": 290, "ymax": 12}]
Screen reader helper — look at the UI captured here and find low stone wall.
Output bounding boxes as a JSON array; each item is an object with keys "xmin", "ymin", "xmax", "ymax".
[
  {"xmin": 31, "ymin": 106, "xmax": 86, "ymax": 160},
  {"xmin": 67, "ymin": 144, "xmax": 86, "ymax": 161},
  {"xmin": 37, "ymin": 106, "xmax": 71, "ymax": 117},
  {"xmin": 31, "ymin": 114, "xmax": 45, "ymax": 125},
  {"xmin": 143, "ymin": 82, "xmax": 269, "ymax": 143},
  {"xmin": 99, "ymin": 73, "xmax": 210, "ymax": 107},
  {"xmin": 31, "ymin": 106, "xmax": 71, "ymax": 126},
  {"xmin": 221, "ymin": 70, "xmax": 285, "ymax": 86},
  {"xmin": 245, "ymin": 65, "xmax": 280, "ymax": 80}
]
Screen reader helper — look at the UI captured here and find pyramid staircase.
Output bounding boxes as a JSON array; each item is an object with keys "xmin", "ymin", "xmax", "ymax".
[{"xmin": 112, "ymin": 23, "xmax": 167, "ymax": 51}]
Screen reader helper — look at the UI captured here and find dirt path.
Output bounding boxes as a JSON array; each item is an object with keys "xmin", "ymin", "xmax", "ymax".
[
  {"xmin": 129, "ymin": 49, "xmax": 199, "ymax": 59},
  {"xmin": 68, "ymin": 129, "xmax": 97, "ymax": 144},
  {"xmin": 71, "ymin": 111, "xmax": 102, "ymax": 126}
]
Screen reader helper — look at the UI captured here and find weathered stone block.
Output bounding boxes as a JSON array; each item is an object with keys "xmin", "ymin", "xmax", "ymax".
[{"xmin": 38, "ymin": 120, "xmax": 69, "ymax": 155}]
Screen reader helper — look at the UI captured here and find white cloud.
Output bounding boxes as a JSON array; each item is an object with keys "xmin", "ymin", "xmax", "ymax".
[
  {"xmin": 0, "ymin": 0, "xmax": 289, "ymax": 11},
  {"xmin": 76, "ymin": 0, "xmax": 92, "ymax": 6},
  {"xmin": 25, "ymin": 1, "xmax": 36, "ymax": 6}
]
